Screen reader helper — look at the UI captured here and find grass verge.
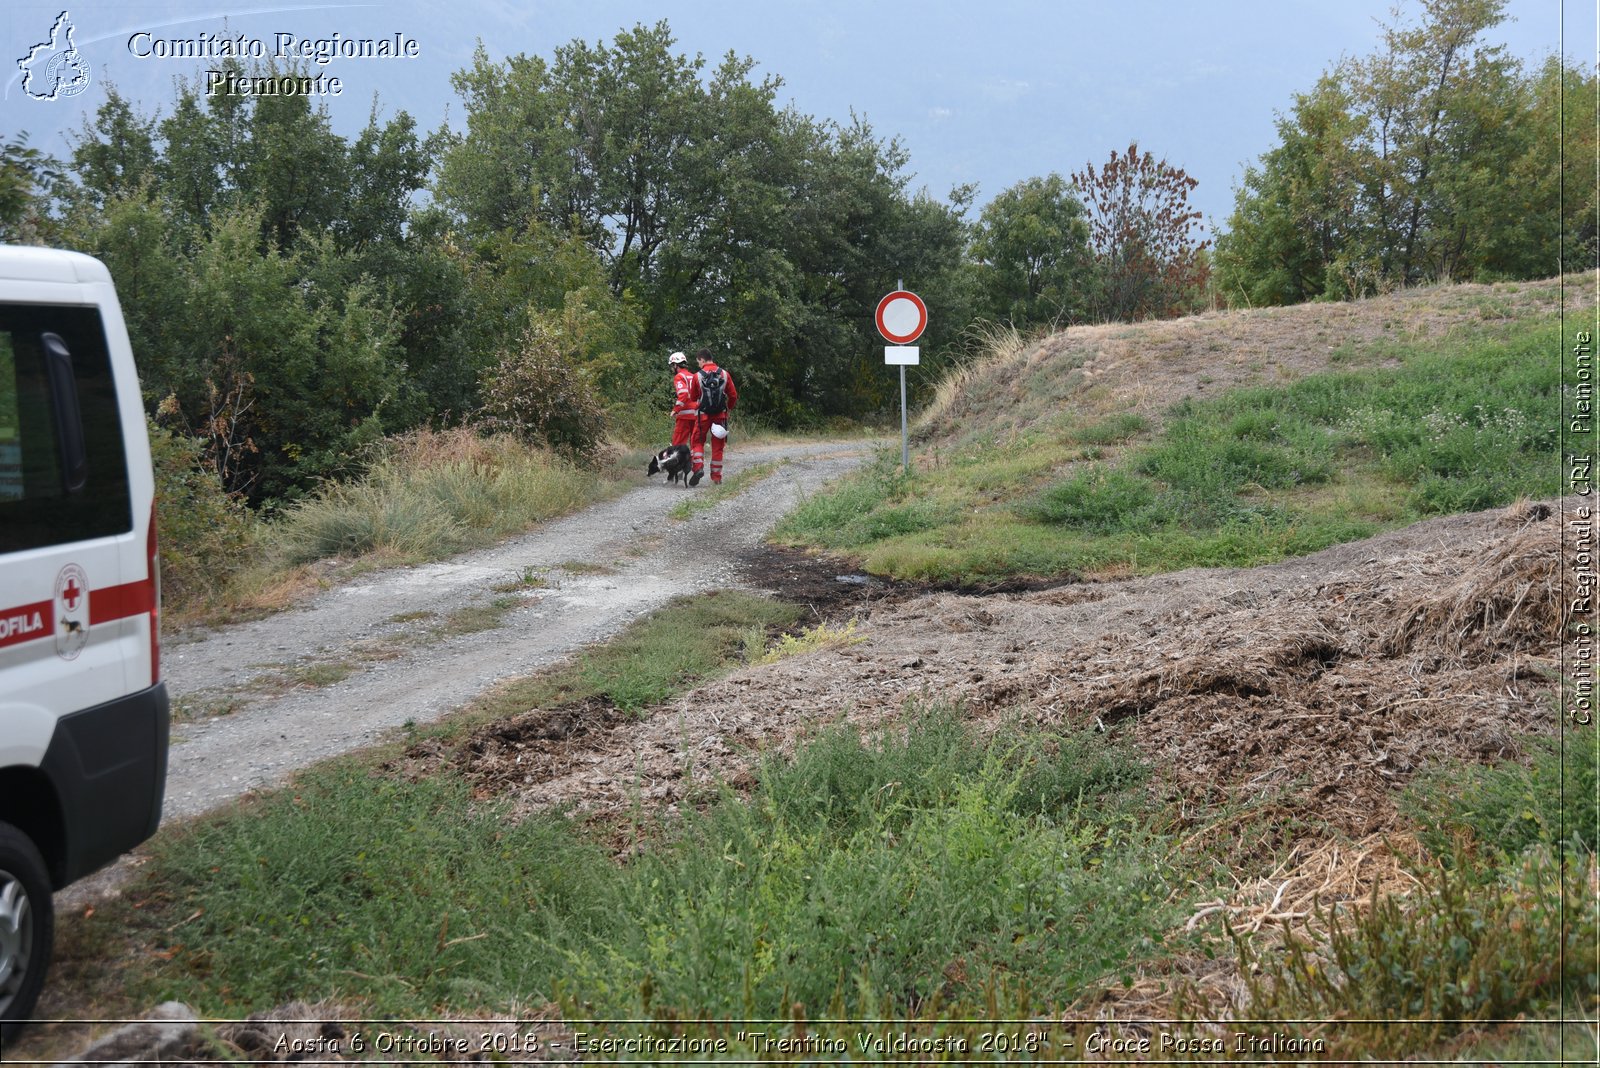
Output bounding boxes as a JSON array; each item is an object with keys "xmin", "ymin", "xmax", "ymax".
[
  {"xmin": 110, "ymin": 708, "xmax": 1172, "ymax": 1023},
  {"xmin": 455, "ymin": 591, "xmax": 804, "ymax": 719},
  {"xmin": 667, "ymin": 461, "xmax": 779, "ymax": 521},
  {"xmin": 270, "ymin": 429, "xmax": 619, "ymax": 566},
  {"xmin": 162, "ymin": 428, "xmax": 632, "ymax": 627}
]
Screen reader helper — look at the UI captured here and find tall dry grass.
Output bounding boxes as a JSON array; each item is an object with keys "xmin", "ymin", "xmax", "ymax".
[
  {"xmin": 271, "ymin": 427, "xmax": 611, "ymax": 565},
  {"xmin": 913, "ymin": 320, "xmax": 1033, "ymax": 441}
]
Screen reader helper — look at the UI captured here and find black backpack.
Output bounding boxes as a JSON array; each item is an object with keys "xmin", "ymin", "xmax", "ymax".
[{"xmin": 697, "ymin": 367, "xmax": 728, "ymax": 415}]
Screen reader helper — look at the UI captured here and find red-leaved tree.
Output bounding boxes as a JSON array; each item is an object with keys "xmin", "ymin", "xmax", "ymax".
[{"xmin": 1071, "ymin": 143, "xmax": 1209, "ymax": 322}]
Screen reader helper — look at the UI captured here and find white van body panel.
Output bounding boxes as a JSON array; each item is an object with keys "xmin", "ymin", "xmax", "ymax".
[
  {"xmin": 0, "ymin": 703, "xmax": 58, "ymax": 769},
  {"xmin": 0, "ymin": 245, "xmax": 169, "ymax": 882}
]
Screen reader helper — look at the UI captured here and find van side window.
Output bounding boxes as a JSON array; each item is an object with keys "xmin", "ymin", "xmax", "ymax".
[{"xmin": 0, "ymin": 305, "xmax": 131, "ymax": 553}]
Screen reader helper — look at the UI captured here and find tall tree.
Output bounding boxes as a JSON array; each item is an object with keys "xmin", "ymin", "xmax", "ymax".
[
  {"xmin": 1072, "ymin": 143, "xmax": 1209, "ymax": 322},
  {"xmin": 1480, "ymin": 55, "xmax": 1599, "ymax": 279},
  {"xmin": 0, "ymin": 132, "xmax": 62, "ymax": 244},
  {"xmin": 1216, "ymin": 0, "xmax": 1586, "ymax": 302},
  {"xmin": 970, "ymin": 173, "xmax": 1092, "ymax": 327},
  {"xmin": 1213, "ymin": 77, "xmax": 1366, "ymax": 306},
  {"xmin": 438, "ymin": 23, "xmax": 972, "ymax": 423},
  {"xmin": 1345, "ymin": 0, "xmax": 1519, "ymax": 286},
  {"xmin": 60, "ymin": 70, "xmax": 450, "ymax": 500},
  {"xmin": 67, "ymin": 87, "xmax": 157, "ymax": 211}
]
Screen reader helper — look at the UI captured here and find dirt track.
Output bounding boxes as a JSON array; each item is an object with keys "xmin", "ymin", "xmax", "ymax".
[
  {"xmin": 158, "ymin": 441, "xmax": 870, "ymax": 820},
  {"xmin": 55, "ymin": 440, "xmax": 868, "ymax": 908}
]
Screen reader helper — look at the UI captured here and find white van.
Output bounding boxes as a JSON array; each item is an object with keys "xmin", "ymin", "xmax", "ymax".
[{"xmin": 0, "ymin": 246, "xmax": 168, "ymax": 1029}]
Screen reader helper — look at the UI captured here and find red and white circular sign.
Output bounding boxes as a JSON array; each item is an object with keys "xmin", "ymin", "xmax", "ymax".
[{"xmin": 875, "ymin": 290, "xmax": 928, "ymax": 344}]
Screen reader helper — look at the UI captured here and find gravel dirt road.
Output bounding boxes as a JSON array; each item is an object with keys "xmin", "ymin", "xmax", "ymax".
[{"xmin": 57, "ymin": 440, "xmax": 867, "ymax": 907}]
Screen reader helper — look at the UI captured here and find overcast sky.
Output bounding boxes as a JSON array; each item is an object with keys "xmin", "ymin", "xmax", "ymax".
[{"xmin": 3, "ymin": 1, "xmax": 1595, "ymax": 234}]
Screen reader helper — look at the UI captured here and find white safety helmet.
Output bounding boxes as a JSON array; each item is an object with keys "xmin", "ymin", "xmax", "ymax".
[
  {"xmin": 668, "ymin": 351, "xmax": 687, "ymax": 366},
  {"xmin": 711, "ymin": 423, "xmax": 729, "ymax": 440}
]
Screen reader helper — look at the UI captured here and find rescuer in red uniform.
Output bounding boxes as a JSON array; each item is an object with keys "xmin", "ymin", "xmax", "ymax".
[
  {"xmin": 691, "ymin": 347, "xmax": 737, "ymax": 485},
  {"xmin": 669, "ymin": 350, "xmax": 700, "ymax": 452}
]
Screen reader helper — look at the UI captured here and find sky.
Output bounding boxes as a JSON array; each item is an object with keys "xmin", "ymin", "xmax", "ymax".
[{"xmin": 2, "ymin": 1, "xmax": 1596, "ymax": 236}]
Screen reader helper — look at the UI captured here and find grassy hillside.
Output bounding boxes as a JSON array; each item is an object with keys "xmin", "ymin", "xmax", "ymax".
[{"xmin": 777, "ymin": 274, "xmax": 1587, "ymax": 584}]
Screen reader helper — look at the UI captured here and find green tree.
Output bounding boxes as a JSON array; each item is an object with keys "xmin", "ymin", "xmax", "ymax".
[
  {"xmin": 1347, "ymin": 0, "xmax": 1520, "ymax": 286},
  {"xmin": 61, "ymin": 76, "xmax": 440, "ymax": 500},
  {"xmin": 1216, "ymin": 0, "xmax": 1584, "ymax": 302},
  {"xmin": 970, "ymin": 173, "xmax": 1091, "ymax": 327},
  {"xmin": 438, "ymin": 22, "xmax": 974, "ymax": 424},
  {"xmin": 67, "ymin": 87, "xmax": 157, "ymax": 212},
  {"xmin": 438, "ymin": 20, "xmax": 728, "ymax": 291},
  {"xmin": 0, "ymin": 131, "xmax": 61, "ymax": 244},
  {"xmin": 170, "ymin": 207, "xmax": 401, "ymax": 500},
  {"xmin": 433, "ymin": 48, "xmax": 563, "ymax": 239},
  {"xmin": 1479, "ymin": 55, "xmax": 1598, "ymax": 279},
  {"xmin": 241, "ymin": 76, "xmax": 349, "ymax": 248},
  {"xmin": 1213, "ymin": 76, "xmax": 1366, "ymax": 306}
]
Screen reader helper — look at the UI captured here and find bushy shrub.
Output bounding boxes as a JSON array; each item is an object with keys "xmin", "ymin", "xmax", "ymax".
[
  {"xmin": 478, "ymin": 314, "xmax": 608, "ymax": 460},
  {"xmin": 147, "ymin": 419, "xmax": 257, "ymax": 611},
  {"xmin": 1238, "ymin": 848, "xmax": 1596, "ymax": 1059}
]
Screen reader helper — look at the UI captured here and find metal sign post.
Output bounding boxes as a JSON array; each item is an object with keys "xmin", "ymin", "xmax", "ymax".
[{"xmin": 876, "ymin": 284, "xmax": 927, "ymax": 474}]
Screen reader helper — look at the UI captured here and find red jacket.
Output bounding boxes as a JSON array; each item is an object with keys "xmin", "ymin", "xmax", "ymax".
[
  {"xmin": 672, "ymin": 367, "xmax": 700, "ymax": 421},
  {"xmin": 697, "ymin": 361, "xmax": 737, "ymax": 421}
]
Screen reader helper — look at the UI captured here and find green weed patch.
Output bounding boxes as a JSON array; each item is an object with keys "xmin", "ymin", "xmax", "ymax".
[
  {"xmin": 1401, "ymin": 723, "xmax": 1599, "ymax": 866},
  {"xmin": 509, "ymin": 591, "xmax": 802, "ymax": 714},
  {"xmin": 1234, "ymin": 848, "xmax": 1596, "ymax": 1061},
  {"xmin": 125, "ymin": 709, "xmax": 1176, "ymax": 1022}
]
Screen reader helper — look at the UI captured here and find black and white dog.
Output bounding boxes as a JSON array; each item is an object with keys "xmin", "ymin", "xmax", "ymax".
[{"xmin": 646, "ymin": 443, "xmax": 693, "ymax": 486}]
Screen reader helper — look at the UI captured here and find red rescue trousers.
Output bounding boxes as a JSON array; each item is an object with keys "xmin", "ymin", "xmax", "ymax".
[
  {"xmin": 692, "ymin": 415, "xmax": 728, "ymax": 482},
  {"xmin": 672, "ymin": 414, "xmax": 697, "ymax": 450}
]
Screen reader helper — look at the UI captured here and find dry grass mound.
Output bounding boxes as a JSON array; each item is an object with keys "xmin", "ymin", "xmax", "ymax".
[
  {"xmin": 436, "ymin": 498, "xmax": 1569, "ymax": 850},
  {"xmin": 914, "ymin": 274, "xmax": 1592, "ymax": 452}
]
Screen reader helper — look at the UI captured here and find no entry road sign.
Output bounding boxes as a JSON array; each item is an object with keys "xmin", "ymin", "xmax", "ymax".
[{"xmin": 875, "ymin": 290, "xmax": 927, "ymax": 344}]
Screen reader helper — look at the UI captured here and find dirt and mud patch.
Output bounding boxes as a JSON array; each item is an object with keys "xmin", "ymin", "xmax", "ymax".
[
  {"xmin": 393, "ymin": 544, "xmax": 946, "ymax": 807},
  {"xmin": 414, "ymin": 500, "xmax": 1569, "ymax": 857}
]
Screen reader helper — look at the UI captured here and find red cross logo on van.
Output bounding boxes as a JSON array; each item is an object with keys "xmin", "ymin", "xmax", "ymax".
[{"xmin": 54, "ymin": 563, "xmax": 90, "ymax": 660}]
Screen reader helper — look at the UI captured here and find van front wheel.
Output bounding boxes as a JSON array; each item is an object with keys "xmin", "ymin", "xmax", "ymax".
[{"xmin": 0, "ymin": 822, "xmax": 51, "ymax": 1033}]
